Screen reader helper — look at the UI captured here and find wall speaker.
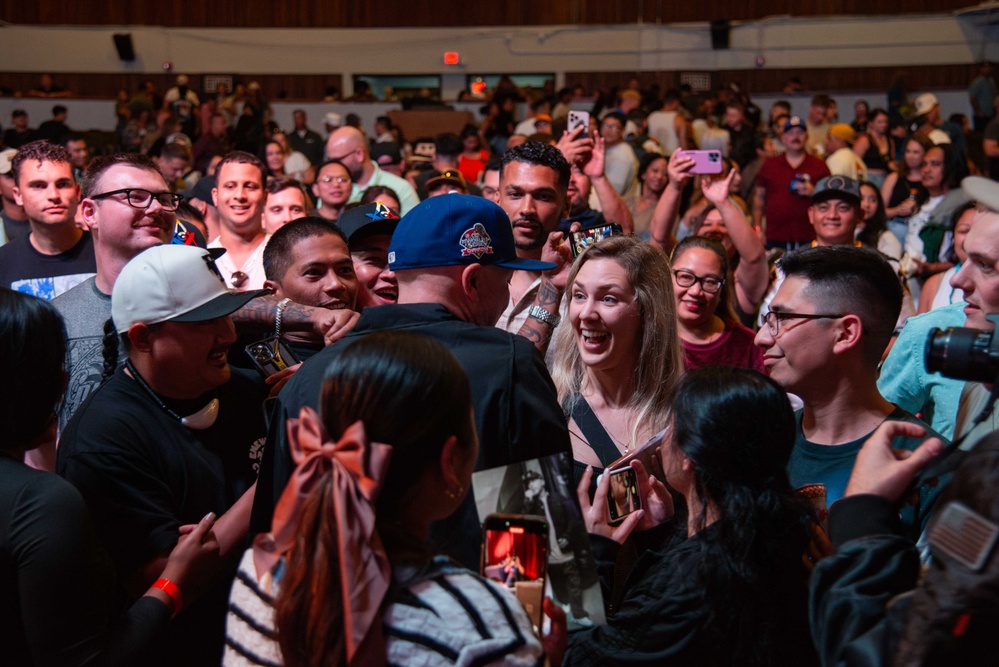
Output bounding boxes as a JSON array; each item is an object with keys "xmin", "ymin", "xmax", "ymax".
[
  {"xmin": 710, "ymin": 20, "xmax": 730, "ymax": 50},
  {"xmin": 113, "ymin": 33, "xmax": 135, "ymax": 62}
]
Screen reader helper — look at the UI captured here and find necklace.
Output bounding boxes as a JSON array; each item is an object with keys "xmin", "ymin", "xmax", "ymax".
[{"xmin": 125, "ymin": 360, "xmax": 220, "ymax": 430}]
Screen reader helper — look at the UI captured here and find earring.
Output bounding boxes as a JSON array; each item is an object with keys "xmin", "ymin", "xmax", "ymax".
[{"xmin": 445, "ymin": 485, "xmax": 464, "ymax": 500}]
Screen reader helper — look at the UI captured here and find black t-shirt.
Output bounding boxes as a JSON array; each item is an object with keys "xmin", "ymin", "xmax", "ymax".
[
  {"xmin": 0, "ymin": 458, "xmax": 170, "ymax": 666},
  {"xmin": 57, "ymin": 366, "xmax": 267, "ymax": 666},
  {"xmin": 2, "ymin": 128, "xmax": 36, "ymax": 148},
  {"xmin": 0, "ymin": 231, "xmax": 96, "ymax": 300}
]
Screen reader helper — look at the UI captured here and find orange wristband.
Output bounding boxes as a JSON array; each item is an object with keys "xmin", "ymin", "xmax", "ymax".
[{"xmin": 152, "ymin": 578, "xmax": 184, "ymax": 616}]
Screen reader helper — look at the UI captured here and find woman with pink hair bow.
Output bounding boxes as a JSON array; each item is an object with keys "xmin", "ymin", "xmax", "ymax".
[{"xmin": 223, "ymin": 331, "xmax": 543, "ymax": 667}]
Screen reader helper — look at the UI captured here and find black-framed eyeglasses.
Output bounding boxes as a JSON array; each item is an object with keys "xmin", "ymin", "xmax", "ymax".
[
  {"xmin": 761, "ymin": 310, "xmax": 846, "ymax": 336},
  {"xmin": 91, "ymin": 188, "xmax": 183, "ymax": 212},
  {"xmin": 673, "ymin": 269, "xmax": 725, "ymax": 294}
]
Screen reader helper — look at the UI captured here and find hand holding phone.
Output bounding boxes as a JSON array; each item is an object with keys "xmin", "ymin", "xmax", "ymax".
[
  {"xmin": 675, "ymin": 149, "xmax": 723, "ymax": 174},
  {"xmin": 570, "ymin": 223, "xmax": 623, "ymax": 258},
  {"xmin": 567, "ymin": 110, "xmax": 590, "ymax": 140},
  {"xmin": 245, "ymin": 336, "xmax": 302, "ymax": 378},
  {"xmin": 606, "ymin": 467, "xmax": 642, "ymax": 523}
]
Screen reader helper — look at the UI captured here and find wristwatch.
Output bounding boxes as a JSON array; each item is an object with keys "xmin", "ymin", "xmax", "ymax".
[{"xmin": 528, "ymin": 305, "xmax": 560, "ymax": 328}]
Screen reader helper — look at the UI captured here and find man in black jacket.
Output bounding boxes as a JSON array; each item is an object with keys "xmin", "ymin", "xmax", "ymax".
[{"xmin": 250, "ymin": 194, "xmax": 572, "ymax": 567}]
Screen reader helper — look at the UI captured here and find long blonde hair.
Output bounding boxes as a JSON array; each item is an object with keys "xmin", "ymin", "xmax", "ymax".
[{"xmin": 551, "ymin": 236, "xmax": 684, "ymax": 444}]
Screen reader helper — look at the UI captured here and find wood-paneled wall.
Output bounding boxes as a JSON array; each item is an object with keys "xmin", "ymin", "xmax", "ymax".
[
  {"xmin": 566, "ymin": 64, "xmax": 979, "ymax": 98},
  {"xmin": 0, "ymin": 65, "xmax": 975, "ymax": 102},
  {"xmin": 0, "ymin": 73, "xmax": 344, "ymax": 102},
  {"xmin": 0, "ymin": 0, "xmax": 977, "ymax": 28}
]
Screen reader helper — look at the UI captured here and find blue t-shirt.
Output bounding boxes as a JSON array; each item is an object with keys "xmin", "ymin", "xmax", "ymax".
[
  {"xmin": 788, "ymin": 406, "xmax": 948, "ymax": 538},
  {"xmin": 878, "ymin": 302, "xmax": 965, "ymax": 440}
]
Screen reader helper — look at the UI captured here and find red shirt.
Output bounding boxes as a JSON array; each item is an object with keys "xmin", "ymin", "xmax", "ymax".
[
  {"xmin": 756, "ymin": 154, "xmax": 830, "ymax": 243},
  {"xmin": 682, "ymin": 321, "xmax": 766, "ymax": 374}
]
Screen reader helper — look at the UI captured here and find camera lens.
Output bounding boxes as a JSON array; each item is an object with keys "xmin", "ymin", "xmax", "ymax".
[
  {"xmin": 249, "ymin": 343, "xmax": 274, "ymax": 364},
  {"xmin": 925, "ymin": 326, "xmax": 998, "ymax": 383}
]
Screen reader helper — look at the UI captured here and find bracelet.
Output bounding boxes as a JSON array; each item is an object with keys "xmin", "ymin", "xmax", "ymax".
[
  {"xmin": 152, "ymin": 578, "xmax": 184, "ymax": 616},
  {"xmin": 528, "ymin": 305, "xmax": 561, "ymax": 328},
  {"xmin": 274, "ymin": 297, "xmax": 292, "ymax": 338}
]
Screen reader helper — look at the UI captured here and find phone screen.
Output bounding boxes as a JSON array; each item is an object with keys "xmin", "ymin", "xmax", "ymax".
[
  {"xmin": 482, "ymin": 514, "xmax": 549, "ymax": 628},
  {"xmin": 570, "ymin": 223, "xmax": 623, "ymax": 257},
  {"xmin": 606, "ymin": 467, "xmax": 642, "ymax": 522}
]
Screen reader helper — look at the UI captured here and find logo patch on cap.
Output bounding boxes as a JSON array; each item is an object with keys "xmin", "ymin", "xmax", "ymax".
[
  {"xmin": 459, "ymin": 223, "xmax": 495, "ymax": 259},
  {"xmin": 366, "ymin": 202, "xmax": 399, "ymax": 222},
  {"xmin": 826, "ymin": 176, "xmax": 847, "ymax": 190}
]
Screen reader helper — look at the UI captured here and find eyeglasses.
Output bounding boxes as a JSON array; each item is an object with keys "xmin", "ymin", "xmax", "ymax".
[
  {"xmin": 91, "ymin": 188, "xmax": 183, "ymax": 212},
  {"xmin": 230, "ymin": 271, "xmax": 248, "ymax": 288},
  {"xmin": 673, "ymin": 269, "xmax": 725, "ymax": 294},
  {"xmin": 319, "ymin": 175, "xmax": 350, "ymax": 184},
  {"xmin": 761, "ymin": 310, "xmax": 846, "ymax": 336}
]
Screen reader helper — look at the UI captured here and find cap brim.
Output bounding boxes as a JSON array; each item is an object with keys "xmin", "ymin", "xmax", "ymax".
[
  {"xmin": 170, "ymin": 289, "xmax": 269, "ymax": 323},
  {"xmin": 963, "ymin": 176, "xmax": 999, "ymax": 213},
  {"xmin": 495, "ymin": 258, "xmax": 558, "ymax": 271}
]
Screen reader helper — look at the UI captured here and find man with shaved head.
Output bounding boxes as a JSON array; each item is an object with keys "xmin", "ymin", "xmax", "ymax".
[{"xmin": 324, "ymin": 126, "xmax": 420, "ymax": 214}]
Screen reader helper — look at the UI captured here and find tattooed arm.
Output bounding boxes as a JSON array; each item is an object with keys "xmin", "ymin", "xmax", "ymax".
[
  {"xmin": 232, "ymin": 295, "xmax": 359, "ymax": 346},
  {"xmin": 517, "ymin": 226, "xmax": 578, "ymax": 354}
]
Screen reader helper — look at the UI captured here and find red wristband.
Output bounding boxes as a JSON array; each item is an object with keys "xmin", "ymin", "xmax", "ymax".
[{"xmin": 152, "ymin": 578, "xmax": 184, "ymax": 616}]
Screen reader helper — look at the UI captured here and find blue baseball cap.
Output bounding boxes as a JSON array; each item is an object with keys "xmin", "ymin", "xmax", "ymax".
[
  {"xmin": 782, "ymin": 116, "xmax": 806, "ymax": 133},
  {"xmin": 388, "ymin": 194, "xmax": 556, "ymax": 272}
]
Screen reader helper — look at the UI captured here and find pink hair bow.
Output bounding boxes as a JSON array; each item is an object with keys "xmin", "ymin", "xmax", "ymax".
[{"xmin": 253, "ymin": 406, "xmax": 393, "ymax": 664}]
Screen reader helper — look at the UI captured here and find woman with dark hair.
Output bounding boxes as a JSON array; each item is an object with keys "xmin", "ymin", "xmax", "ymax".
[
  {"xmin": 902, "ymin": 143, "xmax": 958, "ymax": 301},
  {"xmin": 224, "ymin": 331, "xmax": 542, "ymax": 667},
  {"xmin": 652, "ymin": 154, "xmax": 769, "ymax": 322},
  {"xmin": 263, "ymin": 138, "xmax": 288, "ymax": 181},
  {"xmin": 857, "ymin": 180, "xmax": 902, "ymax": 260},
  {"xmin": 359, "ymin": 185, "xmax": 401, "ymax": 215},
  {"xmin": 882, "ymin": 135, "xmax": 932, "ymax": 244},
  {"xmin": 458, "ymin": 123, "xmax": 489, "ymax": 184},
  {"xmin": 0, "ymin": 289, "xmax": 219, "ymax": 666},
  {"xmin": 625, "ymin": 153, "xmax": 668, "ymax": 239},
  {"xmin": 852, "ymin": 108, "xmax": 895, "ymax": 187},
  {"xmin": 810, "ymin": 422, "xmax": 999, "ymax": 665},
  {"xmin": 670, "ymin": 235, "xmax": 765, "ymax": 372},
  {"xmin": 557, "ymin": 367, "xmax": 816, "ymax": 666}
]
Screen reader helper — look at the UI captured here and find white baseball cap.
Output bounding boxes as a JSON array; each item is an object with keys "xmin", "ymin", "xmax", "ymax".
[
  {"xmin": 0, "ymin": 148, "xmax": 17, "ymax": 176},
  {"xmin": 914, "ymin": 93, "xmax": 939, "ymax": 117},
  {"xmin": 963, "ymin": 176, "xmax": 999, "ymax": 214},
  {"xmin": 112, "ymin": 245, "xmax": 267, "ymax": 333}
]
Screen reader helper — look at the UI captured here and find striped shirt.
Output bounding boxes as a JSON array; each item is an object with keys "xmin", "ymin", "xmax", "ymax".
[{"xmin": 224, "ymin": 550, "xmax": 543, "ymax": 666}]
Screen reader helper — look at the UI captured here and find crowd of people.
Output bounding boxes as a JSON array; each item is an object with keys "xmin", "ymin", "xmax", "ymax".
[{"xmin": 3, "ymin": 67, "xmax": 999, "ymax": 665}]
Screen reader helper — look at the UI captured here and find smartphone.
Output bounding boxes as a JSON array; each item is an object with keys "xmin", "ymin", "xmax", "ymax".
[
  {"xmin": 677, "ymin": 149, "xmax": 723, "ymax": 174},
  {"xmin": 606, "ymin": 467, "xmax": 642, "ymax": 523},
  {"xmin": 567, "ymin": 110, "xmax": 590, "ymax": 139},
  {"xmin": 607, "ymin": 428, "xmax": 666, "ymax": 482},
  {"xmin": 244, "ymin": 336, "xmax": 301, "ymax": 378},
  {"xmin": 570, "ymin": 222, "xmax": 623, "ymax": 258},
  {"xmin": 481, "ymin": 513, "xmax": 549, "ymax": 628}
]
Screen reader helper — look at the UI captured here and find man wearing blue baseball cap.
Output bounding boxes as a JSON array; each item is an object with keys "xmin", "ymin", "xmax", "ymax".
[{"xmin": 251, "ymin": 194, "xmax": 571, "ymax": 567}]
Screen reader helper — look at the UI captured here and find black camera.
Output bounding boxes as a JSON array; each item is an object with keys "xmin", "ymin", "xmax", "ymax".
[{"xmin": 926, "ymin": 314, "xmax": 999, "ymax": 383}]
